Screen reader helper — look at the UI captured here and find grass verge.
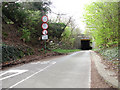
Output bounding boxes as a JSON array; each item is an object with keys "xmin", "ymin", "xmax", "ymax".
[{"xmin": 52, "ymin": 49, "xmax": 80, "ymax": 53}]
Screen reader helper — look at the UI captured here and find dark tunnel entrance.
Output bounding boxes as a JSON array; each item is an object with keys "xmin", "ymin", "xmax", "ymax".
[{"xmin": 81, "ymin": 39, "xmax": 92, "ymax": 50}]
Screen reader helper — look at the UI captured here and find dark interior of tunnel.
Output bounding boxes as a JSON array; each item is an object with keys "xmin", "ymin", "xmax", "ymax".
[{"xmin": 81, "ymin": 40, "xmax": 92, "ymax": 50}]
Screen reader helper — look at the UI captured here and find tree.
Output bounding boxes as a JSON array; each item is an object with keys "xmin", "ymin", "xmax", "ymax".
[
  {"xmin": 21, "ymin": 1, "xmax": 52, "ymax": 14},
  {"xmin": 48, "ymin": 22, "xmax": 66, "ymax": 40},
  {"xmin": 83, "ymin": 2, "xmax": 119, "ymax": 48},
  {"xmin": 2, "ymin": 2, "xmax": 28, "ymax": 26},
  {"xmin": 2, "ymin": 1, "xmax": 52, "ymax": 45}
]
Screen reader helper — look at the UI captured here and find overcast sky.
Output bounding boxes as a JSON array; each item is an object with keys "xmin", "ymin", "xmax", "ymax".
[{"xmin": 48, "ymin": 0, "xmax": 96, "ymax": 33}]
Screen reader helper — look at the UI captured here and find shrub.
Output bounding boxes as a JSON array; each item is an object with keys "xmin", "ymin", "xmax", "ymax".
[{"xmin": 2, "ymin": 45, "xmax": 34, "ymax": 63}]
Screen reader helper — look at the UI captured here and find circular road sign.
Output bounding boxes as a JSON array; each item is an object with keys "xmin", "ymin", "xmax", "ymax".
[
  {"xmin": 42, "ymin": 23, "xmax": 48, "ymax": 29},
  {"xmin": 42, "ymin": 30, "xmax": 48, "ymax": 35},
  {"xmin": 42, "ymin": 15, "xmax": 48, "ymax": 22}
]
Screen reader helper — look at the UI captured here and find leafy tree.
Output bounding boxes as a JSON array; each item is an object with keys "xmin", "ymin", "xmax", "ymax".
[
  {"xmin": 61, "ymin": 27, "xmax": 75, "ymax": 49},
  {"xmin": 48, "ymin": 23, "xmax": 65, "ymax": 40},
  {"xmin": 2, "ymin": 2, "xmax": 28, "ymax": 26},
  {"xmin": 21, "ymin": 1, "xmax": 52, "ymax": 14},
  {"xmin": 2, "ymin": 1, "xmax": 52, "ymax": 46},
  {"xmin": 20, "ymin": 27, "xmax": 31, "ymax": 42},
  {"xmin": 2, "ymin": 1, "xmax": 78, "ymax": 49},
  {"xmin": 84, "ymin": 2, "xmax": 119, "ymax": 48}
]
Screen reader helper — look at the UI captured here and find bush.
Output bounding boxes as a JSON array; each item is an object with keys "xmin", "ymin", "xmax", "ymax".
[
  {"xmin": 20, "ymin": 27, "xmax": 31, "ymax": 42},
  {"xmin": 98, "ymin": 47, "xmax": 118, "ymax": 61},
  {"xmin": 2, "ymin": 45, "xmax": 34, "ymax": 63}
]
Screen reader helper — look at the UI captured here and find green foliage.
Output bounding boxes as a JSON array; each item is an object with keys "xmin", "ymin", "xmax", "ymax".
[
  {"xmin": 2, "ymin": 1, "xmax": 52, "ymax": 44},
  {"xmin": 2, "ymin": 1, "xmax": 76, "ymax": 50},
  {"xmin": 2, "ymin": 1, "xmax": 52, "ymax": 25},
  {"xmin": 22, "ymin": 2, "xmax": 52, "ymax": 13},
  {"xmin": 48, "ymin": 23, "xmax": 65, "ymax": 39},
  {"xmin": 98, "ymin": 46, "xmax": 118, "ymax": 61},
  {"xmin": 52, "ymin": 49, "xmax": 80, "ymax": 53},
  {"xmin": 2, "ymin": 45, "xmax": 34, "ymax": 63},
  {"xmin": 61, "ymin": 27, "xmax": 75, "ymax": 49},
  {"xmin": 84, "ymin": 2, "xmax": 119, "ymax": 48},
  {"xmin": 41, "ymin": 48, "xmax": 44, "ymax": 51},
  {"xmin": 20, "ymin": 27, "xmax": 31, "ymax": 42},
  {"xmin": 2, "ymin": 32, "xmax": 8, "ymax": 38},
  {"xmin": 61, "ymin": 27, "xmax": 71, "ymax": 38},
  {"xmin": 2, "ymin": 2, "xmax": 28, "ymax": 26},
  {"xmin": 38, "ymin": 48, "xmax": 44, "ymax": 52}
]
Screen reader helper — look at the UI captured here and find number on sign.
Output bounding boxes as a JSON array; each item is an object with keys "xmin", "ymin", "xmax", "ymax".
[
  {"xmin": 42, "ymin": 16, "xmax": 48, "ymax": 22},
  {"xmin": 42, "ymin": 23, "xmax": 48, "ymax": 29}
]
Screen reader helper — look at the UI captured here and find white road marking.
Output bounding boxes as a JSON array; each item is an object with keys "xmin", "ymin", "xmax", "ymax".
[
  {"xmin": 89, "ymin": 57, "xmax": 91, "ymax": 88},
  {"xmin": 31, "ymin": 61, "xmax": 56, "ymax": 65},
  {"xmin": 30, "ymin": 61, "xmax": 41, "ymax": 64},
  {"xmin": 9, "ymin": 64, "xmax": 53, "ymax": 88},
  {"xmin": 69, "ymin": 51, "xmax": 80, "ymax": 56},
  {"xmin": 0, "ymin": 70, "xmax": 28, "ymax": 81},
  {"xmin": 51, "ymin": 61, "xmax": 56, "ymax": 64},
  {"xmin": 87, "ymin": 51, "xmax": 91, "ymax": 88},
  {"xmin": 9, "ymin": 61, "xmax": 56, "ymax": 88},
  {"xmin": 40, "ymin": 61, "xmax": 50, "ymax": 64},
  {"xmin": 31, "ymin": 61, "xmax": 50, "ymax": 64}
]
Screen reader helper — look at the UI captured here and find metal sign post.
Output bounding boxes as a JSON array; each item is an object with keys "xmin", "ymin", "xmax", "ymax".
[
  {"xmin": 42, "ymin": 35, "xmax": 48, "ymax": 53},
  {"xmin": 43, "ymin": 38, "xmax": 46, "ymax": 54},
  {"xmin": 41, "ymin": 15, "xmax": 48, "ymax": 54}
]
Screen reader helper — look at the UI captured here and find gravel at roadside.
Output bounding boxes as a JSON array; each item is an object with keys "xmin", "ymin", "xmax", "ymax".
[
  {"xmin": 91, "ymin": 54, "xmax": 112, "ymax": 88},
  {"xmin": 90, "ymin": 51, "xmax": 118, "ymax": 90}
]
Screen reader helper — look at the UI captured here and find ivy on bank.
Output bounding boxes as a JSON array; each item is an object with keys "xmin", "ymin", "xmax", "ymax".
[{"xmin": 1, "ymin": 44, "xmax": 34, "ymax": 63}]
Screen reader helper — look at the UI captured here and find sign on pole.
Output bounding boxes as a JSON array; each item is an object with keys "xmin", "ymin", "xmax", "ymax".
[
  {"xmin": 42, "ymin": 15, "xmax": 48, "ymax": 22},
  {"xmin": 42, "ymin": 35, "xmax": 48, "ymax": 40},
  {"xmin": 42, "ymin": 30, "xmax": 48, "ymax": 35},
  {"xmin": 41, "ymin": 15, "xmax": 48, "ymax": 42},
  {"xmin": 41, "ymin": 15, "xmax": 48, "ymax": 54},
  {"xmin": 42, "ymin": 23, "xmax": 48, "ymax": 29}
]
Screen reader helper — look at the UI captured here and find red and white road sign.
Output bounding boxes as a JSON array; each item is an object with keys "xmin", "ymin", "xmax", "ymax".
[
  {"xmin": 42, "ymin": 23, "xmax": 48, "ymax": 29},
  {"xmin": 42, "ymin": 15, "xmax": 48, "ymax": 22},
  {"xmin": 42, "ymin": 30, "xmax": 48, "ymax": 35}
]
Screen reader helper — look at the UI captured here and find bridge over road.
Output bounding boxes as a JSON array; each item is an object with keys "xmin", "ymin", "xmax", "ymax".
[{"xmin": 75, "ymin": 34, "xmax": 93, "ymax": 50}]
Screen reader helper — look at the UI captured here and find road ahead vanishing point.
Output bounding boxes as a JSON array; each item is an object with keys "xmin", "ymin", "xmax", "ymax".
[{"xmin": 1, "ymin": 51, "xmax": 91, "ymax": 88}]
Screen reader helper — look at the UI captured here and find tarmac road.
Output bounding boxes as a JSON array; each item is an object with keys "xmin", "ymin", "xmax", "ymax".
[{"xmin": 1, "ymin": 51, "xmax": 91, "ymax": 88}]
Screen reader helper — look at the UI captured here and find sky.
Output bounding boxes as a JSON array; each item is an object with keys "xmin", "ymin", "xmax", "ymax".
[{"xmin": 48, "ymin": 0, "xmax": 96, "ymax": 33}]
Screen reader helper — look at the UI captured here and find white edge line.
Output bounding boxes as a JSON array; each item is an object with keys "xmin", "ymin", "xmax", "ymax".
[
  {"xmin": 0, "ymin": 72, "xmax": 8, "ymax": 77},
  {"xmin": 87, "ymin": 51, "xmax": 91, "ymax": 88},
  {"xmin": 0, "ymin": 70, "xmax": 28, "ymax": 81},
  {"xmin": 9, "ymin": 64, "xmax": 52, "ymax": 88},
  {"xmin": 89, "ymin": 57, "xmax": 91, "ymax": 88},
  {"xmin": 89, "ymin": 51, "xmax": 93, "ymax": 88}
]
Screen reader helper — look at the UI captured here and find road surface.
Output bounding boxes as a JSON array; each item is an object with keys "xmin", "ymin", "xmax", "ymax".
[{"xmin": 1, "ymin": 51, "xmax": 91, "ymax": 88}]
